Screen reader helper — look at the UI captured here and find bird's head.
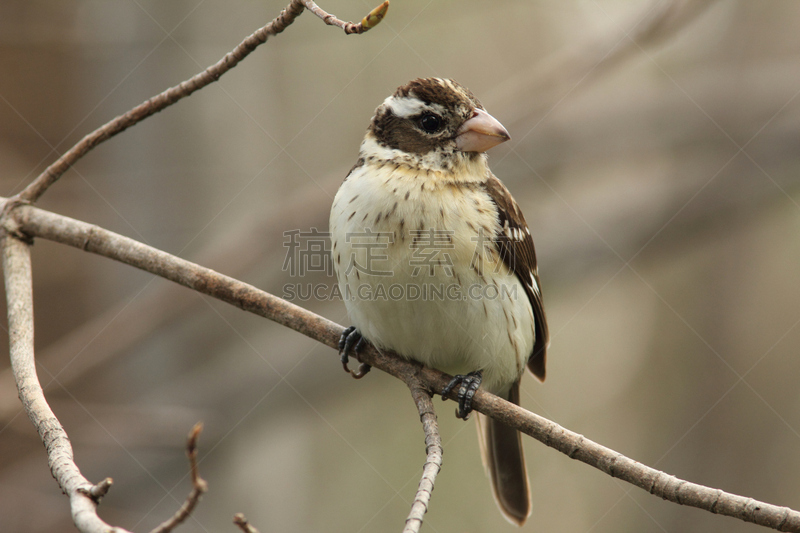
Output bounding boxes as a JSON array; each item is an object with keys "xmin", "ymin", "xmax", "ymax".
[{"xmin": 362, "ymin": 78, "xmax": 510, "ymax": 174}]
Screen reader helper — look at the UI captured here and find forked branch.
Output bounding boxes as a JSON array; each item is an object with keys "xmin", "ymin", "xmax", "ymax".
[
  {"xmin": 2, "ymin": 1, "xmax": 797, "ymax": 531},
  {"xmin": 2, "ymin": 1, "xmax": 390, "ymax": 531},
  {"xmin": 1, "ymin": 234, "xmax": 215, "ymax": 533},
  {"xmin": 6, "ymin": 200, "xmax": 800, "ymax": 533}
]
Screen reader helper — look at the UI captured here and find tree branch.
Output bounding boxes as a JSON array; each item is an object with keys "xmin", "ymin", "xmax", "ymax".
[
  {"xmin": 300, "ymin": 0, "xmax": 389, "ymax": 34},
  {"xmin": 1, "ymin": 233, "xmax": 131, "ymax": 533},
  {"xmin": 17, "ymin": 0, "xmax": 306, "ymax": 204},
  {"xmin": 84, "ymin": 478, "xmax": 113, "ymax": 501},
  {"xmin": 1, "ymin": 2, "xmax": 393, "ymax": 524},
  {"xmin": 0, "ymin": 246, "xmax": 210, "ymax": 533},
  {"xmin": 6, "ymin": 199, "xmax": 800, "ymax": 532},
  {"xmin": 233, "ymin": 513, "xmax": 261, "ymax": 533},
  {"xmin": 149, "ymin": 422, "xmax": 208, "ymax": 533},
  {"xmin": 403, "ymin": 384, "xmax": 442, "ymax": 533},
  {"xmin": 0, "ymin": 180, "xmax": 332, "ymax": 423},
  {"xmin": 14, "ymin": 0, "xmax": 389, "ymax": 205}
]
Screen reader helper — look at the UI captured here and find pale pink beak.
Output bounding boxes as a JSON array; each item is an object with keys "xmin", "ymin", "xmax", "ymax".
[{"xmin": 455, "ymin": 108, "xmax": 511, "ymax": 153}]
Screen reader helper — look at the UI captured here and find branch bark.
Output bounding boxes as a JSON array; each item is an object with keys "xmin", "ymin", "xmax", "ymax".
[
  {"xmin": 149, "ymin": 423, "xmax": 208, "ymax": 533},
  {"xmin": 403, "ymin": 384, "xmax": 443, "ymax": 533},
  {"xmin": 1, "ymin": 233, "xmax": 131, "ymax": 533},
  {"xmin": 0, "ymin": 240, "xmax": 214, "ymax": 533},
  {"xmin": 6, "ymin": 199, "xmax": 800, "ymax": 532}
]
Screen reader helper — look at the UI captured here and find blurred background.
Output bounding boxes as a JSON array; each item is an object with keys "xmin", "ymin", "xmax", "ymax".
[{"xmin": 0, "ymin": 0, "xmax": 799, "ymax": 531}]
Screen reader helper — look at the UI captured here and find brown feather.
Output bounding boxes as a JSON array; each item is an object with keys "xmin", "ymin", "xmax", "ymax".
[
  {"xmin": 476, "ymin": 381, "xmax": 531, "ymax": 525},
  {"xmin": 482, "ymin": 175, "xmax": 549, "ymax": 380},
  {"xmin": 393, "ymin": 78, "xmax": 483, "ymax": 112}
]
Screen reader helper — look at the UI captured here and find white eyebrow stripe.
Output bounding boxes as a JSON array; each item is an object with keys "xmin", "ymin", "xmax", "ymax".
[
  {"xmin": 383, "ymin": 95, "xmax": 425, "ymax": 117},
  {"xmin": 382, "ymin": 95, "xmax": 446, "ymax": 118}
]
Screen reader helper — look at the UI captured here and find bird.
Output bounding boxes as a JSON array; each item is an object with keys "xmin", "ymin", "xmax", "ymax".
[{"xmin": 329, "ymin": 77, "xmax": 548, "ymax": 526}]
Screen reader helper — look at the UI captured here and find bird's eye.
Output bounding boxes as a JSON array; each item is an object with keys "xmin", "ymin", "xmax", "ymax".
[{"xmin": 419, "ymin": 113, "xmax": 443, "ymax": 133}]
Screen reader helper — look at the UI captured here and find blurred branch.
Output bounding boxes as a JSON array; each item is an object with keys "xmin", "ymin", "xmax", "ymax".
[
  {"xmin": 301, "ymin": 0, "xmax": 389, "ymax": 34},
  {"xmin": 493, "ymin": 0, "xmax": 719, "ymax": 127},
  {"xmin": 0, "ymin": 234, "xmax": 130, "ymax": 533},
  {"xmin": 233, "ymin": 513, "xmax": 261, "ymax": 533},
  {"xmin": 6, "ymin": 200, "xmax": 800, "ymax": 532},
  {"xmin": 150, "ymin": 422, "xmax": 208, "ymax": 533},
  {"xmin": 14, "ymin": 0, "xmax": 389, "ymax": 204},
  {"xmin": 402, "ymin": 384, "xmax": 442, "ymax": 533}
]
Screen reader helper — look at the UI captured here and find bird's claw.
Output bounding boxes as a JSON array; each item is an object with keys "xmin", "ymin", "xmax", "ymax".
[
  {"xmin": 441, "ymin": 370, "xmax": 483, "ymax": 419},
  {"xmin": 339, "ymin": 326, "xmax": 371, "ymax": 379}
]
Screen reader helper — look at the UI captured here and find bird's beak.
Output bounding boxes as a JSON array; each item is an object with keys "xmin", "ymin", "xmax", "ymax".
[{"xmin": 455, "ymin": 108, "xmax": 511, "ymax": 152}]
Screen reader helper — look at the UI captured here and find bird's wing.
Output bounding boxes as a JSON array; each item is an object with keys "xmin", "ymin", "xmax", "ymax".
[{"xmin": 482, "ymin": 174, "xmax": 549, "ymax": 380}]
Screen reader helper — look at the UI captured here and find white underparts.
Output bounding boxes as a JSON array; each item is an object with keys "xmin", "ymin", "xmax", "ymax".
[{"xmin": 329, "ymin": 158, "xmax": 535, "ymax": 395}]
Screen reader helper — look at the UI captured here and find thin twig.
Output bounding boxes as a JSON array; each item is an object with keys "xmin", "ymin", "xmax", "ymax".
[
  {"xmin": 17, "ymin": 0, "xmax": 305, "ymax": 203},
  {"xmin": 1, "ymin": 233, "xmax": 130, "ymax": 533},
  {"xmin": 233, "ymin": 513, "xmax": 262, "ymax": 533},
  {"xmin": 301, "ymin": 0, "xmax": 389, "ymax": 34},
  {"xmin": 149, "ymin": 423, "xmax": 209, "ymax": 533},
  {"xmin": 17, "ymin": 0, "xmax": 306, "ymax": 203},
  {"xmin": 403, "ymin": 384, "xmax": 443, "ymax": 533},
  {"xmin": 16, "ymin": 0, "xmax": 389, "ymax": 204},
  {"xmin": 7, "ymin": 200, "xmax": 800, "ymax": 532},
  {"xmin": 82, "ymin": 478, "xmax": 114, "ymax": 502}
]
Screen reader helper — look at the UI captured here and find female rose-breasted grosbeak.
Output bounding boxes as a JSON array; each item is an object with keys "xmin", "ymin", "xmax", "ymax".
[{"xmin": 330, "ymin": 78, "xmax": 548, "ymax": 525}]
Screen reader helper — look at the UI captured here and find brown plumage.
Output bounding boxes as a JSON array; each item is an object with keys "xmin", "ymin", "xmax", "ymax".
[{"xmin": 483, "ymin": 175, "xmax": 549, "ymax": 380}]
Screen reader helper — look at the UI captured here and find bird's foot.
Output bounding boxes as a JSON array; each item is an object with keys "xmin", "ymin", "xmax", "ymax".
[
  {"xmin": 338, "ymin": 326, "xmax": 371, "ymax": 379},
  {"xmin": 441, "ymin": 370, "xmax": 483, "ymax": 420}
]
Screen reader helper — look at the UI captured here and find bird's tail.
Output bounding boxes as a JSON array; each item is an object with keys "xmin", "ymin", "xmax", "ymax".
[{"xmin": 475, "ymin": 381, "xmax": 531, "ymax": 526}]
